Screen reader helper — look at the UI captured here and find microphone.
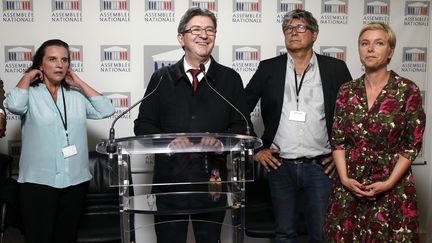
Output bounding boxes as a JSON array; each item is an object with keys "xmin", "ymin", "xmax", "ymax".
[
  {"xmin": 106, "ymin": 74, "xmax": 164, "ymax": 154},
  {"xmin": 199, "ymin": 64, "xmax": 251, "ymax": 136}
]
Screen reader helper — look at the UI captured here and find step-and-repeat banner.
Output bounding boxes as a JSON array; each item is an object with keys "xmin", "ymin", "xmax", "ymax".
[{"xmin": 1, "ymin": 0, "xmax": 431, "ymax": 241}]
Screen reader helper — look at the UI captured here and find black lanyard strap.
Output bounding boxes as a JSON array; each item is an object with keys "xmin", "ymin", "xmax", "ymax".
[
  {"xmin": 294, "ymin": 63, "xmax": 311, "ymax": 110},
  {"xmin": 47, "ymin": 85, "xmax": 69, "ymax": 144},
  {"xmin": 294, "ymin": 63, "xmax": 311, "ymax": 97}
]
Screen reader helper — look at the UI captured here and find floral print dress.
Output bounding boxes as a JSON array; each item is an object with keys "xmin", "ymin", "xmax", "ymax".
[{"xmin": 323, "ymin": 71, "xmax": 426, "ymax": 242}]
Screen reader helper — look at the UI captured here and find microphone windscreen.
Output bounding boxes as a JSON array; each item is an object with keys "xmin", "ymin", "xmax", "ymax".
[{"xmin": 199, "ymin": 63, "xmax": 206, "ymax": 72}]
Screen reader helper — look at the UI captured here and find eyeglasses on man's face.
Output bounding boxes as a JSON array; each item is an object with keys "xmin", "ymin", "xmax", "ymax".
[
  {"xmin": 283, "ymin": 24, "xmax": 309, "ymax": 34},
  {"xmin": 183, "ymin": 26, "xmax": 217, "ymax": 36}
]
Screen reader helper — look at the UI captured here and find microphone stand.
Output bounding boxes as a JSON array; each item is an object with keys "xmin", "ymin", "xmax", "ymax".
[
  {"xmin": 106, "ymin": 74, "xmax": 164, "ymax": 157},
  {"xmin": 198, "ymin": 63, "xmax": 255, "ymax": 175},
  {"xmin": 199, "ymin": 64, "xmax": 251, "ymax": 136}
]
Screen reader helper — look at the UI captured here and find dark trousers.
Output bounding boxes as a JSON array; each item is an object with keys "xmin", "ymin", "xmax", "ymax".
[
  {"xmin": 268, "ymin": 158, "xmax": 331, "ymax": 243},
  {"xmin": 152, "ymin": 153, "xmax": 227, "ymax": 243},
  {"xmin": 155, "ymin": 211, "xmax": 225, "ymax": 243},
  {"xmin": 19, "ymin": 181, "xmax": 89, "ymax": 243}
]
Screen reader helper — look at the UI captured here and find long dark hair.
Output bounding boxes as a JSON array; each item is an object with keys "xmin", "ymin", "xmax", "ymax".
[{"xmin": 27, "ymin": 39, "xmax": 71, "ymax": 87}]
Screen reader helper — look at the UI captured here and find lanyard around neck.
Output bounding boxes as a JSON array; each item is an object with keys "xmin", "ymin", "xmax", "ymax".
[
  {"xmin": 294, "ymin": 63, "xmax": 311, "ymax": 109},
  {"xmin": 47, "ymin": 85, "xmax": 70, "ymax": 145}
]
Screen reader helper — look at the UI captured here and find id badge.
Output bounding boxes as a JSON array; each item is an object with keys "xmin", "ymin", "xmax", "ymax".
[
  {"xmin": 289, "ymin": 110, "xmax": 306, "ymax": 122},
  {"xmin": 62, "ymin": 144, "xmax": 78, "ymax": 158}
]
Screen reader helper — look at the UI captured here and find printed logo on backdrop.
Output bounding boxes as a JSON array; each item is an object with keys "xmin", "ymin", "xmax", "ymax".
[
  {"xmin": 4, "ymin": 45, "xmax": 33, "ymax": 73},
  {"xmin": 320, "ymin": 0, "xmax": 348, "ymax": 25},
  {"xmin": 143, "ymin": 45, "xmax": 219, "ymax": 87},
  {"xmin": 251, "ymin": 100, "xmax": 261, "ymax": 119},
  {"xmin": 100, "ymin": 0, "xmax": 130, "ymax": 22},
  {"xmin": 5, "ymin": 110, "xmax": 20, "ymax": 121},
  {"xmin": 51, "ymin": 0, "xmax": 82, "ymax": 22},
  {"xmin": 100, "ymin": 45, "xmax": 131, "ymax": 72},
  {"xmin": 276, "ymin": 45, "xmax": 287, "ymax": 56},
  {"xmin": 104, "ymin": 92, "xmax": 131, "ymax": 119},
  {"xmin": 363, "ymin": 0, "xmax": 390, "ymax": 24},
  {"xmin": 69, "ymin": 45, "xmax": 83, "ymax": 72},
  {"xmin": 232, "ymin": 45, "xmax": 260, "ymax": 73},
  {"xmin": 191, "ymin": 0, "xmax": 218, "ymax": 16},
  {"xmin": 320, "ymin": 46, "xmax": 346, "ymax": 61},
  {"xmin": 401, "ymin": 47, "xmax": 427, "ymax": 73},
  {"xmin": 232, "ymin": 0, "xmax": 262, "ymax": 23},
  {"xmin": 404, "ymin": 1, "xmax": 429, "ymax": 26},
  {"xmin": 277, "ymin": 0, "xmax": 305, "ymax": 23},
  {"xmin": 144, "ymin": 0, "xmax": 174, "ymax": 22},
  {"xmin": 2, "ymin": 0, "xmax": 34, "ymax": 22}
]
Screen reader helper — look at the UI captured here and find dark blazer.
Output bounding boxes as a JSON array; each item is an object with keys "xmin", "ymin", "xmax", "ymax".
[
  {"xmin": 245, "ymin": 53, "xmax": 352, "ymax": 149},
  {"xmin": 134, "ymin": 56, "xmax": 250, "ymax": 136},
  {"xmin": 133, "ymin": 56, "xmax": 249, "ymax": 208},
  {"xmin": 0, "ymin": 80, "xmax": 5, "ymax": 111},
  {"xmin": 0, "ymin": 80, "xmax": 6, "ymax": 129}
]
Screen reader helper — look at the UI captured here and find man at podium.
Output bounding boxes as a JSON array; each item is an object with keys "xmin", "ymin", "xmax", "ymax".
[{"xmin": 134, "ymin": 7, "xmax": 250, "ymax": 243}]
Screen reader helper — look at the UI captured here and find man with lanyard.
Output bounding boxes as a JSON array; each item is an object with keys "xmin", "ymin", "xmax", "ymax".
[{"xmin": 245, "ymin": 9, "xmax": 352, "ymax": 242}]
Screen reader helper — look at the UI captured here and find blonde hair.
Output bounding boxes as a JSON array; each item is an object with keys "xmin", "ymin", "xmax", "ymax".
[
  {"xmin": 359, "ymin": 22, "xmax": 396, "ymax": 63},
  {"xmin": 358, "ymin": 22, "xmax": 396, "ymax": 49}
]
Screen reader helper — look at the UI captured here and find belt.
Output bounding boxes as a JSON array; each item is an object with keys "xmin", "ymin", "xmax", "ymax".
[{"xmin": 282, "ymin": 154, "xmax": 330, "ymax": 165}]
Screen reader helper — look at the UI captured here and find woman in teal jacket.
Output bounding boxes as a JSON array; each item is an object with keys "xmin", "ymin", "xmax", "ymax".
[{"xmin": 4, "ymin": 39, "xmax": 114, "ymax": 243}]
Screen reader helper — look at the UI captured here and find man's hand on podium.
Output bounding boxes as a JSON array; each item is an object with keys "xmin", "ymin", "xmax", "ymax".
[
  {"xmin": 168, "ymin": 136, "xmax": 222, "ymax": 149},
  {"xmin": 168, "ymin": 136, "xmax": 194, "ymax": 149},
  {"xmin": 199, "ymin": 136, "xmax": 221, "ymax": 147}
]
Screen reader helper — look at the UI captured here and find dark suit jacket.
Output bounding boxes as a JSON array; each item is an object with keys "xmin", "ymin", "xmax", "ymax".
[
  {"xmin": 134, "ymin": 56, "xmax": 250, "ymax": 136},
  {"xmin": 0, "ymin": 80, "xmax": 6, "ymax": 127},
  {"xmin": 133, "ymin": 56, "xmax": 250, "ymax": 208},
  {"xmin": 245, "ymin": 53, "xmax": 352, "ymax": 149},
  {"xmin": 0, "ymin": 80, "xmax": 5, "ymax": 111}
]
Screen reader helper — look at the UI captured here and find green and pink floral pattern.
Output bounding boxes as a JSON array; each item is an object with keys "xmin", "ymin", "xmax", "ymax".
[{"xmin": 323, "ymin": 71, "xmax": 426, "ymax": 242}]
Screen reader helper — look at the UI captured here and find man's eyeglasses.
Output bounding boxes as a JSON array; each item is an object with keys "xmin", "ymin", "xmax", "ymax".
[
  {"xmin": 183, "ymin": 27, "xmax": 217, "ymax": 36},
  {"xmin": 283, "ymin": 24, "xmax": 309, "ymax": 34}
]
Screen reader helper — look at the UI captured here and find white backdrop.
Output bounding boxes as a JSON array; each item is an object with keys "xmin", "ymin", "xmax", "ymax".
[{"xmin": 0, "ymin": 0, "xmax": 431, "ymax": 242}]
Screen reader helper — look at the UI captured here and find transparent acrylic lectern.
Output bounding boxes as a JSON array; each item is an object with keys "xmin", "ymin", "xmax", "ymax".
[{"xmin": 96, "ymin": 133, "xmax": 262, "ymax": 243}]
